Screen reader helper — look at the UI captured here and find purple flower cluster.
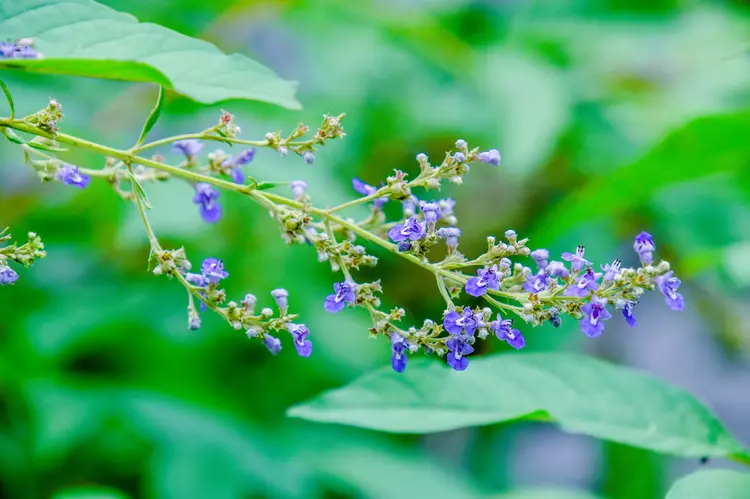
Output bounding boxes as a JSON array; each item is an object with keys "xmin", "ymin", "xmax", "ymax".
[
  {"xmin": 388, "ymin": 217, "xmax": 426, "ymax": 244},
  {"xmin": 324, "ymin": 280, "xmax": 357, "ymax": 313},
  {"xmin": 465, "ymin": 265, "xmax": 501, "ymax": 297},
  {"xmin": 193, "ymin": 183, "xmax": 221, "ymax": 223},
  {"xmin": 443, "ymin": 308, "xmax": 486, "ymax": 370},
  {"xmin": 222, "ymin": 148, "xmax": 255, "ymax": 184},
  {"xmin": 56, "ymin": 164, "xmax": 90, "ymax": 189},
  {"xmin": 0, "ymin": 265, "xmax": 19, "ymax": 285},
  {"xmin": 0, "ymin": 39, "xmax": 41, "ymax": 59}
]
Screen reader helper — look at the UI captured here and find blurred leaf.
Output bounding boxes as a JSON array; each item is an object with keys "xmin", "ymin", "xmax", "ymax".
[
  {"xmin": 51, "ymin": 486, "xmax": 130, "ymax": 499},
  {"xmin": 0, "ymin": 0, "xmax": 300, "ymax": 109},
  {"xmin": 665, "ymin": 469, "xmax": 750, "ymax": 499},
  {"xmin": 134, "ymin": 86, "xmax": 164, "ymax": 147},
  {"xmin": 289, "ymin": 353, "xmax": 746, "ymax": 459},
  {"xmin": 490, "ymin": 488, "xmax": 603, "ymax": 499},
  {"xmin": 534, "ymin": 109, "xmax": 750, "ymax": 242}
]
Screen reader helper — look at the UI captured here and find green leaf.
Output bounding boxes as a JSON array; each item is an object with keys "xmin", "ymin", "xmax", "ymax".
[
  {"xmin": 491, "ymin": 488, "xmax": 602, "ymax": 499},
  {"xmin": 51, "ymin": 487, "xmax": 130, "ymax": 499},
  {"xmin": 255, "ymin": 181, "xmax": 289, "ymax": 191},
  {"xmin": 665, "ymin": 469, "xmax": 750, "ymax": 499},
  {"xmin": 0, "ymin": 0, "xmax": 300, "ymax": 109},
  {"xmin": 134, "ymin": 86, "xmax": 164, "ymax": 147},
  {"xmin": 533, "ymin": 109, "xmax": 750, "ymax": 242},
  {"xmin": 288, "ymin": 353, "xmax": 746, "ymax": 459},
  {"xmin": 0, "ymin": 78, "xmax": 13, "ymax": 118},
  {"xmin": 127, "ymin": 170, "xmax": 152, "ymax": 210}
]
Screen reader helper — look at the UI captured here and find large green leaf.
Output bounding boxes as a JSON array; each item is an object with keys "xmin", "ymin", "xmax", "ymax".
[
  {"xmin": 665, "ymin": 469, "xmax": 750, "ymax": 499},
  {"xmin": 533, "ymin": 109, "xmax": 750, "ymax": 242},
  {"xmin": 0, "ymin": 0, "xmax": 300, "ymax": 109},
  {"xmin": 491, "ymin": 488, "xmax": 602, "ymax": 499},
  {"xmin": 288, "ymin": 353, "xmax": 747, "ymax": 459}
]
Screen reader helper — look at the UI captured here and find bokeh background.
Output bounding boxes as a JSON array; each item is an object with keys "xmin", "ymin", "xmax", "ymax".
[{"xmin": 3, "ymin": 0, "xmax": 750, "ymax": 497}]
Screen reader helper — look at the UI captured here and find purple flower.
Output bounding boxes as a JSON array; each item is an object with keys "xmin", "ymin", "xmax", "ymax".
[
  {"xmin": 324, "ymin": 280, "xmax": 357, "ymax": 313},
  {"xmin": 489, "ymin": 317, "xmax": 526, "ymax": 349},
  {"xmin": 531, "ymin": 249, "xmax": 550, "ymax": 270},
  {"xmin": 290, "ymin": 180, "xmax": 308, "ymax": 199},
  {"xmin": 623, "ymin": 302, "xmax": 638, "ymax": 327},
  {"xmin": 0, "ymin": 40, "xmax": 41, "ymax": 59},
  {"xmin": 564, "ymin": 267, "xmax": 601, "ymax": 297},
  {"xmin": 655, "ymin": 271, "xmax": 685, "ymax": 311},
  {"xmin": 580, "ymin": 295, "xmax": 611, "ymax": 338},
  {"xmin": 601, "ymin": 259, "xmax": 622, "ymax": 282},
  {"xmin": 288, "ymin": 323, "xmax": 312, "ymax": 357},
  {"xmin": 263, "ymin": 334, "xmax": 282, "ymax": 355},
  {"xmin": 547, "ymin": 261, "xmax": 570, "ymax": 278},
  {"xmin": 438, "ymin": 198, "xmax": 457, "ymax": 224},
  {"xmin": 173, "ymin": 139, "xmax": 203, "ymax": 158},
  {"xmin": 302, "ymin": 151, "xmax": 315, "ymax": 164},
  {"xmin": 443, "ymin": 308, "xmax": 485, "ymax": 336},
  {"xmin": 420, "ymin": 202, "xmax": 441, "ymax": 223},
  {"xmin": 56, "ymin": 164, "xmax": 90, "ymax": 189},
  {"xmin": 185, "ymin": 272, "xmax": 208, "ymax": 286},
  {"xmin": 454, "ymin": 152, "xmax": 466, "ymax": 163},
  {"xmin": 233, "ymin": 148, "xmax": 256, "ymax": 166},
  {"xmin": 465, "ymin": 265, "xmax": 501, "ymax": 297},
  {"xmin": 388, "ymin": 217, "xmax": 427, "ymax": 242},
  {"xmin": 455, "ymin": 139, "xmax": 468, "ymax": 149},
  {"xmin": 561, "ymin": 245, "xmax": 591, "ymax": 273},
  {"xmin": 391, "ymin": 333, "xmax": 408, "ymax": 373},
  {"xmin": 437, "ymin": 227, "xmax": 461, "ymax": 252},
  {"xmin": 193, "ymin": 183, "xmax": 222, "ymax": 223},
  {"xmin": 221, "ymin": 149, "xmax": 255, "ymax": 184},
  {"xmin": 271, "ymin": 288, "xmax": 289, "ymax": 312},
  {"xmin": 201, "ymin": 258, "xmax": 228, "ymax": 284},
  {"xmin": 446, "ymin": 336, "xmax": 474, "ymax": 371},
  {"xmin": 634, "ymin": 232, "xmax": 656, "ymax": 265},
  {"xmin": 477, "ymin": 149, "xmax": 501, "ymax": 166},
  {"xmin": 0, "ymin": 265, "xmax": 19, "ymax": 285},
  {"xmin": 352, "ymin": 178, "xmax": 387, "ymax": 208},
  {"xmin": 524, "ymin": 271, "xmax": 550, "ymax": 294}
]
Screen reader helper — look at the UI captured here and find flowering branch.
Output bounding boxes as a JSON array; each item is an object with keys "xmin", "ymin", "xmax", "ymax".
[{"xmin": 0, "ymin": 88, "xmax": 685, "ymax": 373}]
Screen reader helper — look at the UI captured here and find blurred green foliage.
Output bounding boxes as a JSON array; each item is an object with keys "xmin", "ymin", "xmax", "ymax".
[{"xmin": 2, "ymin": 0, "xmax": 750, "ymax": 497}]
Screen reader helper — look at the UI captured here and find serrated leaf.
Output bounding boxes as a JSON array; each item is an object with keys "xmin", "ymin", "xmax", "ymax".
[
  {"xmin": 0, "ymin": 0, "xmax": 300, "ymax": 109},
  {"xmin": 127, "ymin": 170, "xmax": 152, "ymax": 210},
  {"xmin": 134, "ymin": 86, "xmax": 164, "ymax": 147},
  {"xmin": 665, "ymin": 469, "xmax": 750, "ymax": 499},
  {"xmin": 288, "ymin": 353, "xmax": 747, "ymax": 459},
  {"xmin": 533, "ymin": 109, "xmax": 750, "ymax": 243},
  {"xmin": 0, "ymin": 78, "xmax": 14, "ymax": 118}
]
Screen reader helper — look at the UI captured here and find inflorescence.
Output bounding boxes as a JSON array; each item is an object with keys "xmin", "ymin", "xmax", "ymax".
[{"xmin": 0, "ymin": 88, "xmax": 685, "ymax": 373}]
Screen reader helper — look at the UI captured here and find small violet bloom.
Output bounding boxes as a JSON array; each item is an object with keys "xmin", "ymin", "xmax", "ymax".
[
  {"xmin": 446, "ymin": 335, "xmax": 474, "ymax": 371},
  {"xmin": 223, "ymin": 148, "xmax": 255, "ymax": 184},
  {"xmin": 0, "ymin": 265, "xmax": 19, "ymax": 285},
  {"xmin": 193, "ymin": 183, "xmax": 222, "ymax": 223},
  {"xmin": 352, "ymin": 178, "xmax": 387, "ymax": 208},
  {"xmin": 561, "ymin": 245, "xmax": 591, "ymax": 273},
  {"xmin": 634, "ymin": 231, "xmax": 656, "ymax": 265},
  {"xmin": 391, "ymin": 333, "xmax": 408, "ymax": 373},
  {"xmin": 288, "ymin": 323, "xmax": 312, "ymax": 357},
  {"xmin": 324, "ymin": 280, "xmax": 357, "ymax": 313},
  {"xmin": 290, "ymin": 180, "xmax": 308, "ymax": 199},
  {"xmin": 623, "ymin": 302, "xmax": 638, "ymax": 327},
  {"xmin": 465, "ymin": 265, "xmax": 501, "ymax": 297},
  {"xmin": 443, "ymin": 308, "xmax": 485, "ymax": 337},
  {"xmin": 564, "ymin": 267, "xmax": 601, "ymax": 297},
  {"xmin": 201, "ymin": 258, "xmax": 229, "ymax": 284},
  {"xmin": 56, "ymin": 164, "xmax": 91, "ymax": 189},
  {"xmin": 438, "ymin": 198, "xmax": 457, "ymax": 224},
  {"xmin": 388, "ymin": 216, "xmax": 427, "ymax": 243},
  {"xmin": 455, "ymin": 139, "xmax": 468, "ymax": 149},
  {"xmin": 454, "ymin": 152, "xmax": 466, "ymax": 163},
  {"xmin": 524, "ymin": 271, "xmax": 550, "ymax": 294},
  {"xmin": 655, "ymin": 271, "xmax": 685, "ymax": 311},
  {"xmin": 601, "ymin": 259, "xmax": 622, "ymax": 283},
  {"xmin": 580, "ymin": 295, "xmax": 611, "ymax": 338},
  {"xmin": 437, "ymin": 227, "xmax": 461, "ymax": 252},
  {"xmin": 489, "ymin": 317, "xmax": 525, "ymax": 349},
  {"xmin": 302, "ymin": 151, "xmax": 315, "ymax": 164},
  {"xmin": 420, "ymin": 202, "xmax": 441, "ymax": 224},
  {"xmin": 530, "ymin": 249, "xmax": 550, "ymax": 270},
  {"xmin": 477, "ymin": 149, "xmax": 501, "ymax": 166},
  {"xmin": 271, "ymin": 288, "xmax": 289, "ymax": 312},
  {"xmin": 263, "ymin": 335, "xmax": 282, "ymax": 355},
  {"xmin": 172, "ymin": 139, "xmax": 203, "ymax": 159},
  {"xmin": 547, "ymin": 261, "xmax": 570, "ymax": 278}
]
